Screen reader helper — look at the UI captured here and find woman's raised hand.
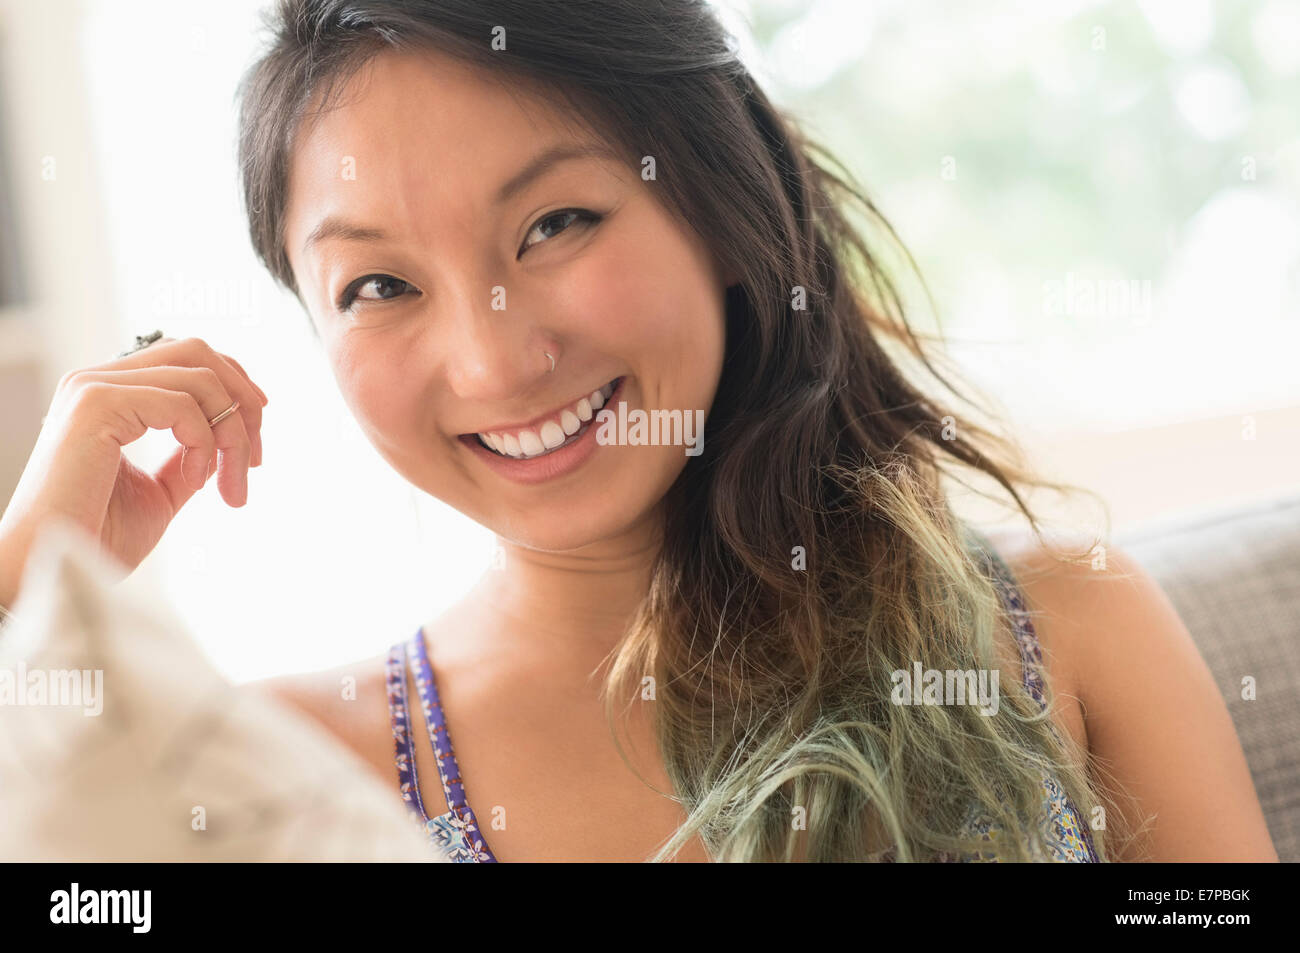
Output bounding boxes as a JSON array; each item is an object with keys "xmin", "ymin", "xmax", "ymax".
[{"xmin": 0, "ymin": 336, "xmax": 268, "ymax": 606}]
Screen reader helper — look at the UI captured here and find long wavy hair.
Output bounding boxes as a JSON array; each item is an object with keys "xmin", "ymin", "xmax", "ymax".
[{"xmin": 237, "ymin": 0, "xmax": 1130, "ymax": 861}]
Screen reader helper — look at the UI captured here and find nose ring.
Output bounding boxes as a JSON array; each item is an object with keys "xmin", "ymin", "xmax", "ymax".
[{"xmin": 545, "ymin": 351, "xmax": 555, "ymax": 373}]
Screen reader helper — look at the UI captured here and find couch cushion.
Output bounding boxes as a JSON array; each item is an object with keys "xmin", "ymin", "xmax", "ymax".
[{"xmin": 1118, "ymin": 494, "xmax": 1300, "ymax": 862}]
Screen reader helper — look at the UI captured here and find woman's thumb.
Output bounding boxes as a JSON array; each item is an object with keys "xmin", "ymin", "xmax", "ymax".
[{"xmin": 155, "ymin": 444, "xmax": 212, "ymax": 512}]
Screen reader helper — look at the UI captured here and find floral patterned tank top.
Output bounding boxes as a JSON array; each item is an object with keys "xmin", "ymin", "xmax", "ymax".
[{"xmin": 385, "ymin": 531, "xmax": 1099, "ymax": 862}]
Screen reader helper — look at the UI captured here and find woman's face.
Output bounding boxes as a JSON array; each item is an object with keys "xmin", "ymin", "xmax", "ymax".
[{"xmin": 283, "ymin": 49, "xmax": 729, "ymax": 552}]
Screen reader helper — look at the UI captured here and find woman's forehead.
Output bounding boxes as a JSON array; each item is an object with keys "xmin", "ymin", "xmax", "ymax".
[
  {"xmin": 289, "ymin": 53, "xmax": 558, "ymax": 188},
  {"xmin": 283, "ymin": 48, "xmax": 612, "ymax": 261},
  {"xmin": 290, "ymin": 48, "xmax": 600, "ymax": 174}
]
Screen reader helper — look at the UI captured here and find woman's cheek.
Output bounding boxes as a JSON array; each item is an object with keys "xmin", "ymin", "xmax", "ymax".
[
  {"xmin": 607, "ymin": 216, "xmax": 723, "ymax": 353},
  {"xmin": 329, "ymin": 345, "xmax": 374, "ymax": 424},
  {"xmin": 551, "ymin": 216, "xmax": 670, "ymax": 341},
  {"xmin": 546, "ymin": 249, "xmax": 644, "ymax": 348},
  {"xmin": 331, "ymin": 347, "xmax": 410, "ymax": 460}
]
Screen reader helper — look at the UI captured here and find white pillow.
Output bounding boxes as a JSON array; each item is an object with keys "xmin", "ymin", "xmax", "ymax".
[{"xmin": 0, "ymin": 517, "xmax": 442, "ymax": 862}]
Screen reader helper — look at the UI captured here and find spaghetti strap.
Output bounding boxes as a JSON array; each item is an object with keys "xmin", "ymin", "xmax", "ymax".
[
  {"xmin": 965, "ymin": 528, "xmax": 1101, "ymax": 862},
  {"xmin": 386, "ymin": 639, "xmax": 432, "ymax": 825},
  {"xmin": 967, "ymin": 529, "xmax": 1048, "ymax": 708},
  {"xmin": 407, "ymin": 626, "xmax": 498, "ymax": 862},
  {"xmin": 385, "ymin": 628, "xmax": 498, "ymax": 862}
]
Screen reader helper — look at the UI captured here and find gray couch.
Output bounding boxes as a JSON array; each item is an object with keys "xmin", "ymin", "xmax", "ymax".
[{"xmin": 1118, "ymin": 494, "xmax": 1300, "ymax": 862}]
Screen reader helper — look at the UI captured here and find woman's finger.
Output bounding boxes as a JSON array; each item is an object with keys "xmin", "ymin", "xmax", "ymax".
[
  {"xmin": 153, "ymin": 441, "xmax": 208, "ymax": 512},
  {"xmin": 217, "ymin": 351, "xmax": 269, "ymax": 406},
  {"xmin": 102, "ymin": 337, "xmax": 266, "ymax": 468},
  {"xmin": 62, "ymin": 364, "xmax": 251, "ymax": 491},
  {"xmin": 67, "ymin": 377, "xmax": 252, "ymax": 506}
]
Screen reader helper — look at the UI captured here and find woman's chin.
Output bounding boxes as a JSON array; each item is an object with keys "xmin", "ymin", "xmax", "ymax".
[
  {"xmin": 497, "ymin": 518, "xmax": 630, "ymax": 556},
  {"xmin": 484, "ymin": 494, "xmax": 660, "ymax": 557}
]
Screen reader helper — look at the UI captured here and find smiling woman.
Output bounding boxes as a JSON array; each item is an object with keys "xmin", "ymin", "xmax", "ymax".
[
  {"xmin": 219, "ymin": 0, "xmax": 1278, "ymax": 863},
  {"xmin": 266, "ymin": 44, "xmax": 728, "ymax": 553}
]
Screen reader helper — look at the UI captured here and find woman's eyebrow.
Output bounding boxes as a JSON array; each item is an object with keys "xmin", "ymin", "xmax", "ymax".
[
  {"xmin": 494, "ymin": 142, "xmax": 621, "ymax": 206},
  {"xmin": 301, "ymin": 220, "xmax": 387, "ymax": 254},
  {"xmin": 301, "ymin": 142, "xmax": 620, "ymax": 254}
]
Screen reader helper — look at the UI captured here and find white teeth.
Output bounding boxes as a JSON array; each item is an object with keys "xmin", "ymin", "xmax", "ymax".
[
  {"xmin": 474, "ymin": 378, "xmax": 621, "ymax": 459},
  {"xmin": 539, "ymin": 420, "xmax": 566, "ymax": 449},
  {"xmin": 518, "ymin": 430, "xmax": 544, "ymax": 456}
]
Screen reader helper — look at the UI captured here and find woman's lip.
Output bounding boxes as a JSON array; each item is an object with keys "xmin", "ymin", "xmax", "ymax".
[
  {"xmin": 459, "ymin": 377, "xmax": 626, "ymax": 485},
  {"xmin": 460, "ymin": 377, "xmax": 621, "ymax": 439}
]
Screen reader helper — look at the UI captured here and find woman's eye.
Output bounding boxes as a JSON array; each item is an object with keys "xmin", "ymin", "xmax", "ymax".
[
  {"xmin": 337, "ymin": 274, "xmax": 415, "ymax": 312},
  {"xmin": 519, "ymin": 208, "xmax": 601, "ymax": 256}
]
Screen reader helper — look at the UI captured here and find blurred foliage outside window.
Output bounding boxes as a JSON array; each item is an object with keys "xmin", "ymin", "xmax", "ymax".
[{"xmin": 718, "ymin": 0, "xmax": 1300, "ymax": 430}]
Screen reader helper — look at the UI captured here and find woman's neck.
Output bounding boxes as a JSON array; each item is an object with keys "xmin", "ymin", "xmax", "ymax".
[{"xmin": 466, "ymin": 514, "xmax": 663, "ymax": 676}]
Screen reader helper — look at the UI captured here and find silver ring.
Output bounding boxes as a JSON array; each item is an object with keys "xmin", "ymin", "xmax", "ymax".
[
  {"xmin": 545, "ymin": 351, "xmax": 555, "ymax": 373},
  {"xmin": 207, "ymin": 401, "xmax": 240, "ymax": 428},
  {"xmin": 117, "ymin": 329, "xmax": 164, "ymax": 358}
]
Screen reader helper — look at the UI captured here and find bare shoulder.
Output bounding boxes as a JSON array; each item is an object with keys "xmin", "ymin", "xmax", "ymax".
[
  {"xmin": 979, "ymin": 528, "xmax": 1124, "ymax": 696},
  {"xmin": 240, "ymin": 652, "xmax": 394, "ymax": 783},
  {"xmin": 978, "ymin": 527, "xmax": 1103, "ymax": 751},
  {"xmin": 980, "ymin": 527, "xmax": 1189, "ymax": 713},
  {"xmin": 980, "ymin": 527, "xmax": 1187, "ymax": 733},
  {"xmin": 980, "ymin": 526, "xmax": 1278, "ymax": 860}
]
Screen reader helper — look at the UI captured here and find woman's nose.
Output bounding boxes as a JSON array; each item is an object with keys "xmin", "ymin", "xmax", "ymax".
[{"xmin": 438, "ymin": 289, "xmax": 550, "ymax": 401}]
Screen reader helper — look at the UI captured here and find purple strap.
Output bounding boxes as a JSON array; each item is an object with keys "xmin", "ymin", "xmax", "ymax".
[
  {"xmin": 973, "ymin": 533, "xmax": 1101, "ymax": 862},
  {"xmin": 386, "ymin": 640, "xmax": 431, "ymax": 825},
  {"xmin": 408, "ymin": 626, "xmax": 498, "ymax": 862},
  {"xmin": 976, "ymin": 540, "xmax": 1048, "ymax": 705}
]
